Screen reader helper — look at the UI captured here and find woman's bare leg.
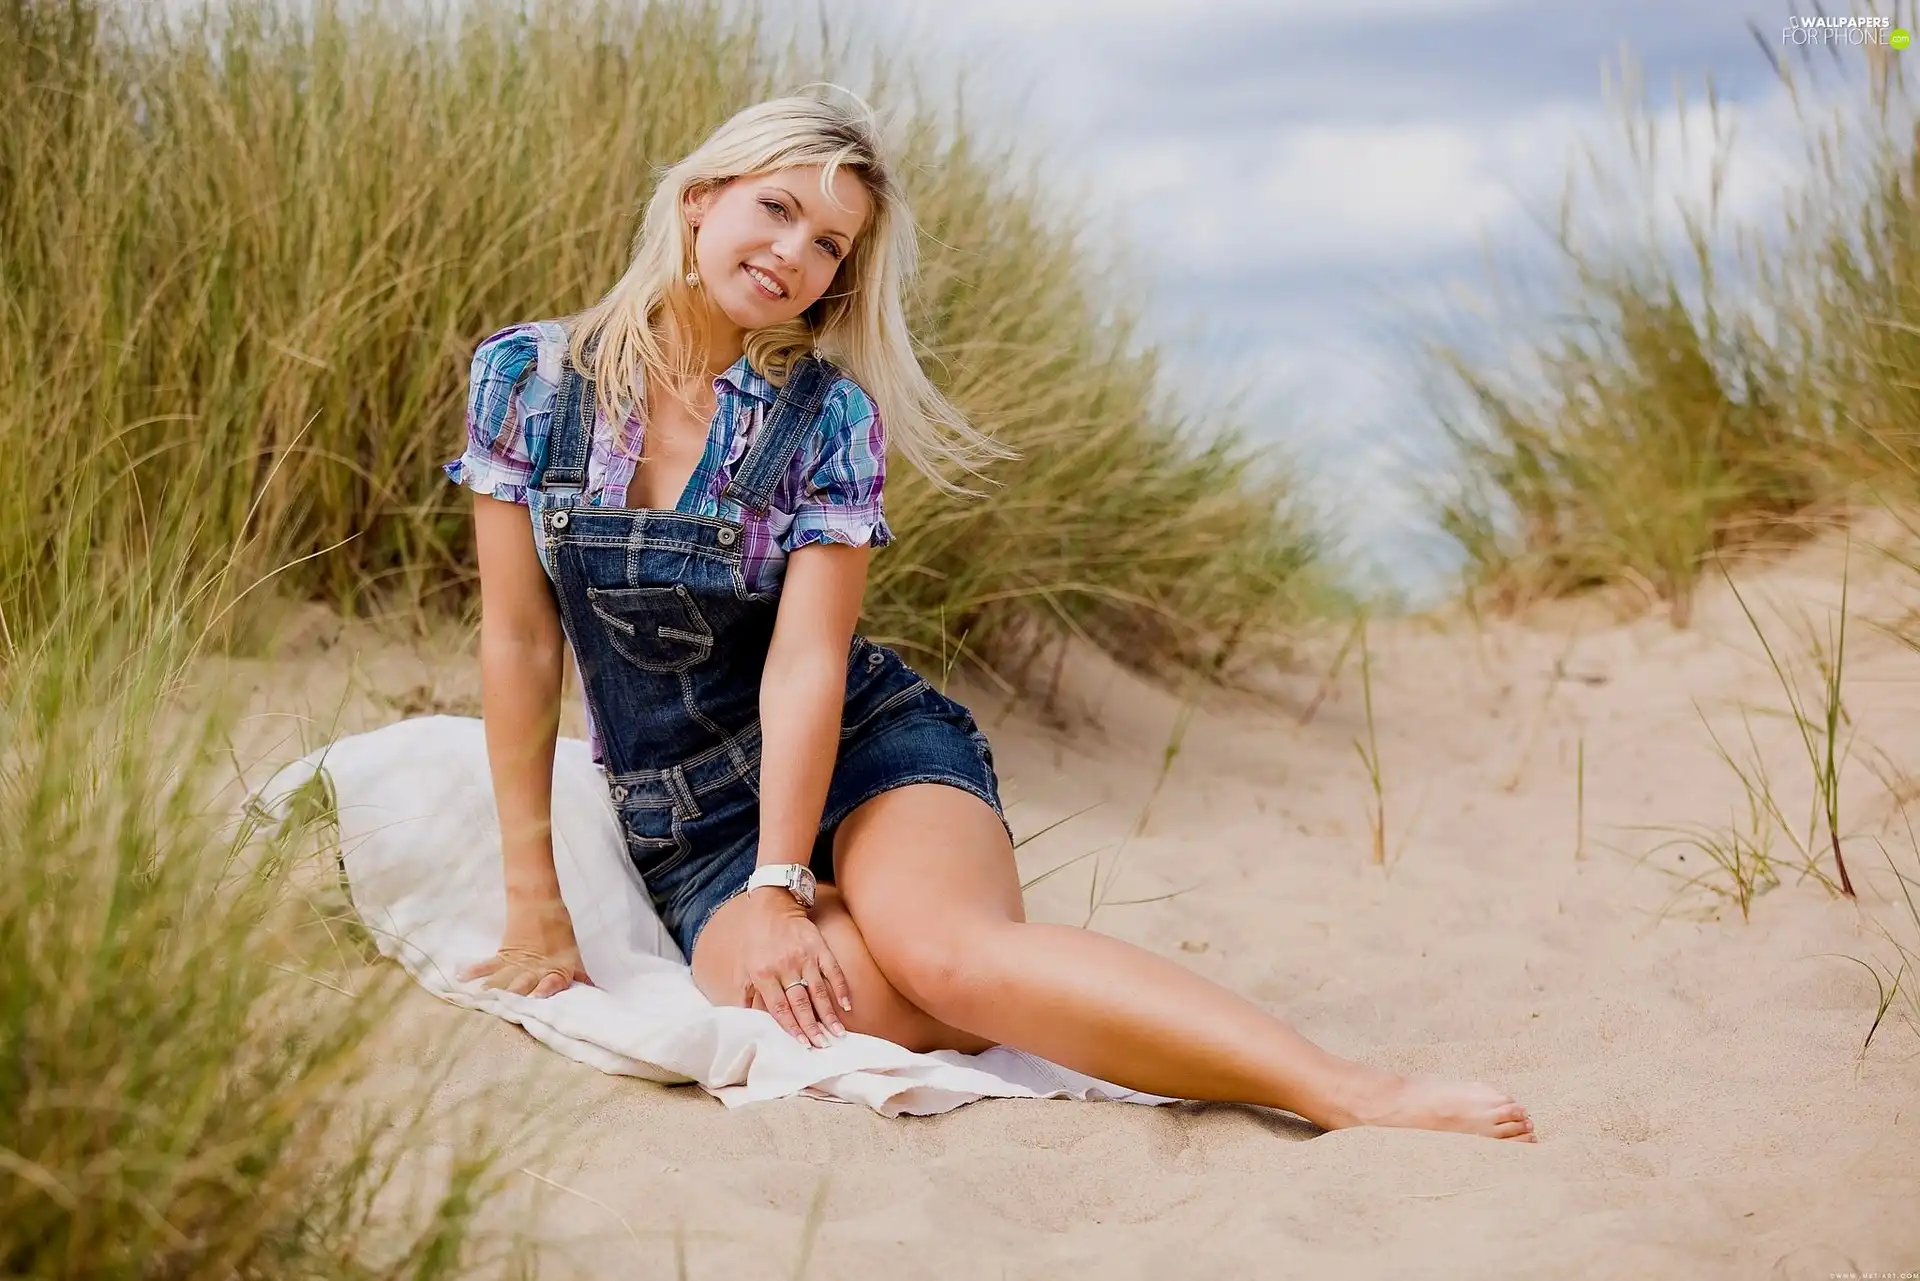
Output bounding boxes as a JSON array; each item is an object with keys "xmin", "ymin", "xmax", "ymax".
[
  {"xmin": 832, "ymin": 784, "xmax": 1535, "ymax": 1140},
  {"xmin": 692, "ymin": 884, "xmax": 995, "ymax": 1055}
]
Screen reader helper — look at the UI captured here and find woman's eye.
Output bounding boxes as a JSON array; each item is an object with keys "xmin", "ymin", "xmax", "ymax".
[{"xmin": 762, "ymin": 198, "xmax": 839, "ymax": 257}]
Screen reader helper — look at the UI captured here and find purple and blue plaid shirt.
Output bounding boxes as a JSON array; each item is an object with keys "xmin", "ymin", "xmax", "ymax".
[
  {"xmin": 444, "ymin": 320, "xmax": 893, "ymax": 594},
  {"xmin": 444, "ymin": 321, "xmax": 894, "ymax": 763}
]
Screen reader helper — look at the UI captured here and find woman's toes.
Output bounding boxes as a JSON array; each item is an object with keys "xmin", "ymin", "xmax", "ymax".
[{"xmin": 1335, "ymin": 1073, "xmax": 1537, "ymax": 1142}]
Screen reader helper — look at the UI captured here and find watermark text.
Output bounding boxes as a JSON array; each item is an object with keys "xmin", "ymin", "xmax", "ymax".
[{"xmin": 1782, "ymin": 15, "xmax": 1910, "ymax": 48}]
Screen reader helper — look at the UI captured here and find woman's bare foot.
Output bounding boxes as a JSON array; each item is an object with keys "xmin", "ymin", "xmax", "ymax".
[{"xmin": 1325, "ymin": 1068, "xmax": 1536, "ymax": 1141}]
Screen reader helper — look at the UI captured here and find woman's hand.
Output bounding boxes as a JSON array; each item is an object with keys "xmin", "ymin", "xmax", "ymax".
[
  {"xmin": 737, "ymin": 888, "xmax": 853, "ymax": 1048},
  {"xmin": 460, "ymin": 889, "xmax": 594, "ymax": 998}
]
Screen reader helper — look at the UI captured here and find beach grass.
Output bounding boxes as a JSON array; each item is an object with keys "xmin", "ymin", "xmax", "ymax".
[
  {"xmin": 1428, "ymin": 38, "xmax": 1917, "ymax": 620},
  {"xmin": 0, "ymin": 0, "xmax": 1330, "ymax": 691},
  {"xmin": 1352, "ymin": 617, "xmax": 1387, "ymax": 866},
  {"xmin": 0, "ymin": 517, "xmax": 541, "ymax": 1275},
  {"xmin": 0, "ymin": 0, "xmax": 1336, "ymax": 1267},
  {"xmin": 1416, "ymin": 13, "xmax": 1920, "ymax": 1059}
]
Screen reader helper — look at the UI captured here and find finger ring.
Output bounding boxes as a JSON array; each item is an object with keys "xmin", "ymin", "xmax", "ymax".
[{"xmin": 784, "ymin": 979, "xmax": 808, "ymax": 990}]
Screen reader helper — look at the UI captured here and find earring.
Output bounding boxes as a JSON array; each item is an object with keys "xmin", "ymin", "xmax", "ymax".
[{"xmin": 685, "ymin": 268, "xmax": 700, "ymax": 288}]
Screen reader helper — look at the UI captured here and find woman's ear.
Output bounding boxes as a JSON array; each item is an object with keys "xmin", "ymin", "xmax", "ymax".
[{"xmin": 681, "ymin": 179, "xmax": 719, "ymax": 227}]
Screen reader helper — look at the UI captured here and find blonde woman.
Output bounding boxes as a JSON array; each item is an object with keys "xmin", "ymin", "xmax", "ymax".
[{"xmin": 446, "ymin": 90, "xmax": 1534, "ymax": 1141}]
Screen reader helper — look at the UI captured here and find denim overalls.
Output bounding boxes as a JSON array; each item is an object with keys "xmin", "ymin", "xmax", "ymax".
[{"xmin": 531, "ymin": 339, "xmax": 1010, "ymax": 961}]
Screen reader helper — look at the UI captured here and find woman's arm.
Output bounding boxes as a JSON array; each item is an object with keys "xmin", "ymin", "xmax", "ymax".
[
  {"xmin": 458, "ymin": 492, "xmax": 592, "ymax": 996},
  {"xmin": 725, "ymin": 378, "xmax": 887, "ymax": 1039},
  {"xmin": 754, "ymin": 541, "xmax": 871, "ymax": 871},
  {"xmin": 722, "ymin": 541, "xmax": 868, "ymax": 1042},
  {"xmin": 473, "ymin": 492, "xmax": 567, "ymax": 894}
]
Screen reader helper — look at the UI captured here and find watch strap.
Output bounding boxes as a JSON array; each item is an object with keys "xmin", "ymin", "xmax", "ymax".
[{"xmin": 746, "ymin": 863, "xmax": 814, "ymax": 904}]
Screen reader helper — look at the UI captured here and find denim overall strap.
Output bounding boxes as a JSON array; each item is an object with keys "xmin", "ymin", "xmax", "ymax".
[
  {"xmin": 718, "ymin": 353, "xmax": 839, "ymax": 517},
  {"xmin": 537, "ymin": 337, "xmax": 596, "ymax": 495}
]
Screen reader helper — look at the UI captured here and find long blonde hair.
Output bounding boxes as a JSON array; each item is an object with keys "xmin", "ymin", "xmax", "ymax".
[{"xmin": 564, "ymin": 86, "xmax": 1011, "ymax": 492}]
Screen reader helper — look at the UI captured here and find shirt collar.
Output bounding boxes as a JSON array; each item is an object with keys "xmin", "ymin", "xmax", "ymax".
[{"xmin": 713, "ymin": 352, "xmax": 775, "ymax": 405}]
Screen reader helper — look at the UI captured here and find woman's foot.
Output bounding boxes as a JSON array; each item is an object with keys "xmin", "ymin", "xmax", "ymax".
[{"xmin": 1325, "ymin": 1067, "xmax": 1536, "ymax": 1141}]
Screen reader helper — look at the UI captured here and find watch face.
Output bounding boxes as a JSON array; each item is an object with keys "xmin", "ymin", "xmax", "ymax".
[{"xmin": 792, "ymin": 864, "xmax": 817, "ymax": 906}]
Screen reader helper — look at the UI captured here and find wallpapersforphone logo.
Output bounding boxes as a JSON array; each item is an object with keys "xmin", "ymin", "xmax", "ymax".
[{"xmin": 1781, "ymin": 14, "xmax": 1910, "ymax": 47}]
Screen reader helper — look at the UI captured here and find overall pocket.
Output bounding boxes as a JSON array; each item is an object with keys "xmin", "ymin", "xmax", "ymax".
[
  {"xmin": 618, "ymin": 800, "xmax": 692, "ymax": 883},
  {"xmin": 587, "ymin": 583, "xmax": 714, "ymax": 672},
  {"xmin": 839, "ymin": 640, "xmax": 931, "ymax": 741},
  {"xmin": 843, "ymin": 634, "xmax": 892, "ymax": 702}
]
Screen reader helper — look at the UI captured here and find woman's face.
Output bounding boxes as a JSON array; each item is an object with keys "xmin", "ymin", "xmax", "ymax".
[{"xmin": 685, "ymin": 165, "xmax": 873, "ymax": 332}]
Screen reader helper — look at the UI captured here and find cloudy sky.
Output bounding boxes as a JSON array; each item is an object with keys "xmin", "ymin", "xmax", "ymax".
[{"xmin": 818, "ymin": 0, "xmax": 1866, "ymax": 593}]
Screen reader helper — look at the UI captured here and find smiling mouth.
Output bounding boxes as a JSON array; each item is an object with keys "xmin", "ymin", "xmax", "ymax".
[{"xmin": 742, "ymin": 265, "xmax": 788, "ymax": 300}]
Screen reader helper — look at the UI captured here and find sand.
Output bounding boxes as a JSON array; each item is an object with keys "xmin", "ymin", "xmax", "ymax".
[{"xmin": 225, "ymin": 528, "xmax": 1920, "ymax": 1279}]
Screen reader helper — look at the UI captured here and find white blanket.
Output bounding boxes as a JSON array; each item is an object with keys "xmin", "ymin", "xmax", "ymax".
[{"xmin": 253, "ymin": 715, "xmax": 1173, "ymax": 1117}]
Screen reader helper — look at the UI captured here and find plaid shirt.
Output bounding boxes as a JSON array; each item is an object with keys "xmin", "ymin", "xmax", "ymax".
[
  {"xmin": 445, "ymin": 321, "xmax": 893, "ymax": 764},
  {"xmin": 444, "ymin": 320, "xmax": 892, "ymax": 595}
]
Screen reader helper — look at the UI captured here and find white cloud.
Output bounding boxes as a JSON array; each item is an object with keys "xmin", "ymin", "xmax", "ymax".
[
  {"xmin": 844, "ymin": 0, "xmax": 1850, "ymax": 589},
  {"xmin": 1236, "ymin": 121, "xmax": 1524, "ymax": 262},
  {"xmin": 938, "ymin": 0, "xmax": 1511, "ymax": 37},
  {"xmin": 1086, "ymin": 75, "xmax": 1815, "ymax": 282}
]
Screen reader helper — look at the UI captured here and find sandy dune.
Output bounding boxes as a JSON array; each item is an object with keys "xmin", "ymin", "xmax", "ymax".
[{"xmin": 227, "ymin": 531, "xmax": 1920, "ymax": 1279}]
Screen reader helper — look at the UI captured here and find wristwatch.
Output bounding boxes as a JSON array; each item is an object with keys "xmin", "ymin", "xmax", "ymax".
[{"xmin": 745, "ymin": 862, "xmax": 817, "ymax": 909}]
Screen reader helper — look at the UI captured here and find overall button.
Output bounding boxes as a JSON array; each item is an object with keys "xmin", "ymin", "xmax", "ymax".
[
  {"xmin": 549, "ymin": 509, "xmax": 570, "ymax": 530},
  {"xmin": 715, "ymin": 525, "xmax": 738, "ymax": 547}
]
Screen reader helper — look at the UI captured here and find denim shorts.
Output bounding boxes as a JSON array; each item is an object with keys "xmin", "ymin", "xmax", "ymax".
[{"xmin": 611, "ymin": 679, "xmax": 1010, "ymax": 961}]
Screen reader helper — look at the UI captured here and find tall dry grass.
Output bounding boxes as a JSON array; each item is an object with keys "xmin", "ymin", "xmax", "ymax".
[
  {"xmin": 1425, "ymin": 29, "xmax": 1920, "ymax": 1045},
  {"xmin": 1429, "ymin": 34, "xmax": 1919, "ymax": 622},
  {"xmin": 0, "ymin": 0, "xmax": 1333, "ymax": 1268},
  {"xmin": 0, "ymin": 514, "xmax": 540, "ymax": 1275},
  {"xmin": 0, "ymin": 0, "xmax": 1328, "ymax": 685}
]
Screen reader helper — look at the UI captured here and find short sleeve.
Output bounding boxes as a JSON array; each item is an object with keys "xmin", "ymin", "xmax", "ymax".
[
  {"xmin": 779, "ymin": 378, "xmax": 895, "ymax": 553},
  {"xmin": 442, "ymin": 324, "xmax": 552, "ymax": 506}
]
